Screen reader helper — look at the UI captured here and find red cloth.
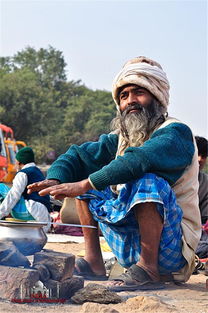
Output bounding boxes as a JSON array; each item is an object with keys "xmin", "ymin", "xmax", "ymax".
[
  {"xmin": 50, "ymin": 211, "xmax": 83, "ymax": 236},
  {"xmin": 202, "ymin": 220, "xmax": 208, "ymax": 234}
]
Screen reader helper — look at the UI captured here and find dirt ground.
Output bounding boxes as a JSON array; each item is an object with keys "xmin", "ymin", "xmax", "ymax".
[{"xmin": 0, "ymin": 240, "xmax": 207, "ymax": 313}]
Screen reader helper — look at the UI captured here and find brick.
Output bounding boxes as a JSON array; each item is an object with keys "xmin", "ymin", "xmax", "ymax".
[
  {"xmin": 0, "ymin": 265, "xmax": 39, "ymax": 300},
  {"xmin": 33, "ymin": 249, "xmax": 75, "ymax": 281}
]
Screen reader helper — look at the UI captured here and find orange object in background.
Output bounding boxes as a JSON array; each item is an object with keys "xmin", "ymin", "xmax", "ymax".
[
  {"xmin": 0, "ymin": 123, "xmax": 26, "ymax": 183},
  {"xmin": 3, "ymin": 139, "xmax": 26, "ymax": 183}
]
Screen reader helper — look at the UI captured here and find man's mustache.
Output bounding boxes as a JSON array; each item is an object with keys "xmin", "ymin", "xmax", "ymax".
[{"xmin": 122, "ymin": 103, "xmax": 144, "ymax": 116}]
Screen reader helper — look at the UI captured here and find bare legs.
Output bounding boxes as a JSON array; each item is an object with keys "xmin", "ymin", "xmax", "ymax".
[
  {"xmin": 75, "ymin": 199, "xmax": 163, "ymax": 280},
  {"xmin": 134, "ymin": 202, "xmax": 163, "ymax": 281},
  {"xmin": 75, "ymin": 199, "xmax": 106, "ymax": 276}
]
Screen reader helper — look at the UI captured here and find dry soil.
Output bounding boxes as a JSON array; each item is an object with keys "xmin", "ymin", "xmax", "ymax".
[{"xmin": 0, "ymin": 240, "xmax": 207, "ymax": 313}]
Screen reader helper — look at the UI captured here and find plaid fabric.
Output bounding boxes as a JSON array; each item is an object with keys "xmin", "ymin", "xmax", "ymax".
[{"xmin": 77, "ymin": 173, "xmax": 187, "ymax": 274}]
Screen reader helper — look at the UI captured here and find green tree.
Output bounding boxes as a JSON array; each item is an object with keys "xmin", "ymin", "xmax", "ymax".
[
  {"xmin": 0, "ymin": 46, "xmax": 68, "ymax": 144},
  {"xmin": 58, "ymin": 89, "xmax": 115, "ymax": 152},
  {"xmin": 0, "ymin": 46, "xmax": 115, "ymax": 163},
  {"xmin": 12, "ymin": 46, "xmax": 67, "ymax": 87},
  {"xmin": 0, "ymin": 68, "xmax": 58, "ymax": 141}
]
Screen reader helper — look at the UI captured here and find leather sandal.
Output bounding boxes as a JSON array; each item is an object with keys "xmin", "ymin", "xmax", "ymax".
[
  {"xmin": 73, "ymin": 258, "xmax": 108, "ymax": 281},
  {"xmin": 107, "ymin": 264, "xmax": 165, "ymax": 291}
]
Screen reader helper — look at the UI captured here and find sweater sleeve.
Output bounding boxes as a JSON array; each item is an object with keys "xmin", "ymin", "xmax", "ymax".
[
  {"xmin": 46, "ymin": 133, "xmax": 118, "ymax": 183},
  {"xmin": 89, "ymin": 123, "xmax": 195, "ymax": 190}
]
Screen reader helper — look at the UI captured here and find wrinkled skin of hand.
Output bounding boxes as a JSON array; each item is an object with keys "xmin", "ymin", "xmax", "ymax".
[
  {"xmin": 36, "ymin": 179, "xmax": 92, "ymax": 200},
  {"xmin": 27, "ymin": 179, "xmax": 60, "ymax": 194}
]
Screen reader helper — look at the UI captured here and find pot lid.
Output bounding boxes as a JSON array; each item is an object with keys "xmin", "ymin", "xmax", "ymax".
[{"xmin": 0, "ymin": 220, "xmax": 48, "ymax": 227}]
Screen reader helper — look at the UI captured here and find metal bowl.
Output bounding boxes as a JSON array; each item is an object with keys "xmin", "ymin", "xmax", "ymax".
[{"xmin": 0, "ymin": 220, "xmax": 48, "ymax": 256}]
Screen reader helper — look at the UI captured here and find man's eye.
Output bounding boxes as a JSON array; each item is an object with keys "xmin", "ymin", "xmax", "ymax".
[
  {"xmin": 120, "ymin": 93, "xmax": 127, "ymax": 99},
  {"xmin": 136, "ymin": 90, "xmax": 143, "ymax": 95}
]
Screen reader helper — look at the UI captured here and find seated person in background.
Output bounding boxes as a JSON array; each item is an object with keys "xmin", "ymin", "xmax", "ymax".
[
  {"xmin": 195, "ymin": 136, "xmax": 208, "ymax": 261},
  {"xmin": 0, "ymin": 147, "xmax": 51, "ymax": 232},
  {"xmin": 195, "ymin": 136, "xmax": 208, "ymax": 224}
]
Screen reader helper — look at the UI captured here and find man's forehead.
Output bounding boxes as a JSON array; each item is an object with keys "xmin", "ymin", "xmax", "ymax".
[{"xmin": 119, "ymin": 84, "xmax": 146, "ymax": 94}]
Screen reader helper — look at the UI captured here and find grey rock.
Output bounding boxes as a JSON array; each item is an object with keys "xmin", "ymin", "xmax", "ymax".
[
  {"xmin": 44, "ymin": 276, "xmax": 84, "ymax": 299},
  {"xmin": 0, "ymin": 265, "xmax": 39, "ymax": 300},
  {"xmin": 33, "ymin": 263, "xmax": 51, "ymax": 282},
  {"xmin": 0, "ymin": 241, "xmax": 30, "ymax": 268},
  {"xmin": 71, "ymin": 283, "xmax": 122, "ymax": 304},
  {"xmin": 33, "ymin": 249, "xmax": 75, "ymax": 281}
]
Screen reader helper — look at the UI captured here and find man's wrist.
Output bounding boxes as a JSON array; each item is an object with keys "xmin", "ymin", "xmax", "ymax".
[
  {"xmin": 88, "ymin": 177, "xmax": 97, "ymax": 190},
  {"xmin": 80, "ymin": 178, "xmax": 95, "ymax": 192}
]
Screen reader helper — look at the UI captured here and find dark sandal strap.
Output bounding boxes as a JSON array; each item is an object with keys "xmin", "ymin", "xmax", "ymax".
[
  {"xmin": 129, "ymin": 264, "xmax": 153, "ymax": 282},
  {"xmin": 75, "ymin": 258, "xmax": 95, "ymax": 275}
]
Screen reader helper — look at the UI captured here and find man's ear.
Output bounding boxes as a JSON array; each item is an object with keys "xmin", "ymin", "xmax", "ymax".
[{"xmin": 16, "ymin": 161, "xmax": 23, "ymax": 168}]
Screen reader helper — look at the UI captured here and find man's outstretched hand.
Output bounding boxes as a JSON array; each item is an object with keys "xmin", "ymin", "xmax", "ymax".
[
  {"xmin": 27, "ymin": 179, "xmax": 60, "ymax": 194},
  {"xmin": 27, "ymin": 178, "xmax": 92, "ymax": 200}
]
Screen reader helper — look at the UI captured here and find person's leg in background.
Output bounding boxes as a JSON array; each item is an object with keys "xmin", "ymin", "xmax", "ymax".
[{"xmin": 75, "ymin": 198, "xmax": 106, "ymax": 276}]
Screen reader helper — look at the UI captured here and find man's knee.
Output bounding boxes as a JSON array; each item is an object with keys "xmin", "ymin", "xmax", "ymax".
[{"xmin": 134, "ymin": 202, "xmax": 163, "ymax": 225}]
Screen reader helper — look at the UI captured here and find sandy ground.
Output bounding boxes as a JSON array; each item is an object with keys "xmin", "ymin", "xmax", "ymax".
[{"xmin": 0, "ymin": 240, "xmax": 207, "ymax": 313}]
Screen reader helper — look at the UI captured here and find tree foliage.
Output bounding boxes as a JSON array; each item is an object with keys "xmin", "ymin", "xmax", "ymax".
[{"xmin": 0, "ymin": 46, "xmax": 115, "ymax": 163}]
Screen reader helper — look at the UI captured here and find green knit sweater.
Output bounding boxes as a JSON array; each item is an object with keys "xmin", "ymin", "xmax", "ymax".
[{"xmin": 47, "ymin": 122, "xmax": 195, "ymax": 191}]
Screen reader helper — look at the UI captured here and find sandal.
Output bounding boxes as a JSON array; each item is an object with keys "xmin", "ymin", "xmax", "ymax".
[
  {"xmin": 107, "ymin": 264, "xmax": 165, "ymax": 291},
  {"xmin": 193, "ymin": 255, "xmax": 205, "ymax": 274},
  {"xmin": 73, "ymin": 258, "xmax": 108, "ymax": 281}
]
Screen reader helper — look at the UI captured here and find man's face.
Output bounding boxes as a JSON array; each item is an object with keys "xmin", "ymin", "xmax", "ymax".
[
  {"xmin": 111, "ymin": 84, "xmax": 165, "ymax": 148},
  {"xmin": 15, "ymin": 160, "xmax": 23, "ymax": 171},
  {"xmin": 198, "ymin": 155, "xmax": 207, "ymax": 171},
  {"xmin": 119, "ymin": 84, "xmax": 154, "ymax": 114}
]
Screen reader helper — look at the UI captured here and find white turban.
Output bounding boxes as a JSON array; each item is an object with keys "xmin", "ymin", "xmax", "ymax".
[{"xmin": 112, "ymin": 60, "xmax": 170, "ymax": 109}]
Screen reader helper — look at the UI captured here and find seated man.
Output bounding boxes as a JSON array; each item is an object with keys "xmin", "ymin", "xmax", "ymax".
[
  {"xmin": 195, "ymin": 136, "xmax": 208, "ymax": 260},
  {"xmin": 0, "ymin": 147, "xmax": 51, "ymax": 232},
  {"xmin": 195, "ymin": 136, "xmax": 208, "ymax": 225},
  {"xmin": 28, "ymin": 56, "xmax": 201, "ymax": 291}
]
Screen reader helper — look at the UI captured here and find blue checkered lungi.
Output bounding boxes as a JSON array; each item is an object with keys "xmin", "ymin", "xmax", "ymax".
[{"xmin": 77, "ymin": 173, "xmax": 187, "ymax": 274}]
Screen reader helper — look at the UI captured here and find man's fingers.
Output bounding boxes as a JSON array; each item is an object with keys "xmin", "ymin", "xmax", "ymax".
[
  {"xmin": 49, "ymin": 188, "xmax": 67, "ymax": 197},
  {"xmin": 39, "ymin": 187, "xmax": 55, "ymax": 196},
  {"xmin": 48, "ymin": 185, "xmax": 67, "ymax": 196},
  {"xmin": 39, "ymin": 185, "xmax": 68, "ymax": 200},
  {"xmin": 38, "ymin": 182, "xmax": 82, "ymax": 198},
  {"xmin": 27, "ymin": 182, "xmax": 43, "ymax": 193},
  {"xmin": 27, "ymin": 180, "xmax": 60, "ymax": 194}
]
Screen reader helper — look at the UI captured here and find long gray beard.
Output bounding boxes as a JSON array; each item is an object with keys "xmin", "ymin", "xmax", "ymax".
[{"xmin": 110, "ymin": 100, "xmax": 166, "ymax": 148}]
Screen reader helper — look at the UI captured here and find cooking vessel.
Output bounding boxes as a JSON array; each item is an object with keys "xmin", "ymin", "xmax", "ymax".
[{"xmin": 0, "ymin": 220, "xmax": 47, "ymax": 256}]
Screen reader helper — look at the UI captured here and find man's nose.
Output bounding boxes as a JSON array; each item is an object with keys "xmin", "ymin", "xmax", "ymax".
[{"xmin": 127, "ymin": 93, "xmax": 137, "ymax": 105}]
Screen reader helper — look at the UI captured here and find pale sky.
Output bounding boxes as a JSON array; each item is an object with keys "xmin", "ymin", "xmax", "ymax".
[{"xmin": 0, "ymin": 0, "xmax": 207, "ymax": 137}]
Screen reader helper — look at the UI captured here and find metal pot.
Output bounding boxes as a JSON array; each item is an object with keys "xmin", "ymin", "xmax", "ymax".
[{"xmin": 0, "ymin": 220, "xmax": 47, "ymax": 256}]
